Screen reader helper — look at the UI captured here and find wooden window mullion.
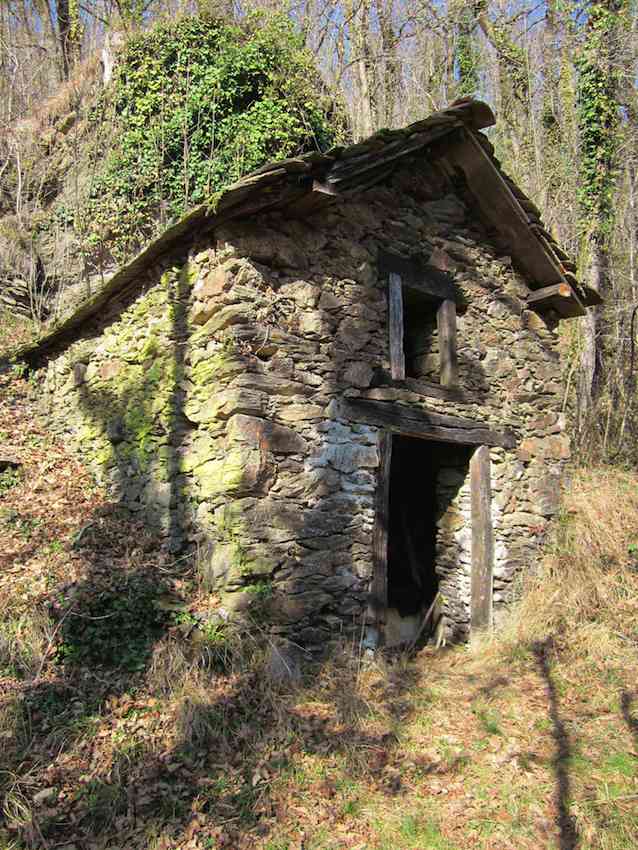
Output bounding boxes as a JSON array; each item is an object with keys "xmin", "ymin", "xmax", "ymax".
[
  {"xmin": 437, "ymin": 298, "xmax": 458, "ymax": 387},
  {"xmin": 388, "ymin": 272, "xmax": 405, "ymax": 380}
]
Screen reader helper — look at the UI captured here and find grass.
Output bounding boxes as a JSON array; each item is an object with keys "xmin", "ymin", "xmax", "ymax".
[
  {"xmin": 2, "ymin": 371, "xmax": 638, "ymax": 849},
  {"xmin": 0, "ymin": 613, "xmax": 51, "ymax": 678}
]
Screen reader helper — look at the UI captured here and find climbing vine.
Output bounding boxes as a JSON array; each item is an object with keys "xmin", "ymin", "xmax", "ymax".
[
  {"xmin": 455, "ymin": 9, "xmax": 479, "ymax": 97},
  {"xmin": 576, "ymin": 0, "xmax": 623, "ymax": 236},
  {"xmin": 84, "ymin": 14, "xmax": 343, "ymax": 263}
]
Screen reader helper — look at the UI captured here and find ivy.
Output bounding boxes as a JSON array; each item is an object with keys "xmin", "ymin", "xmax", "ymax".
[
  {"xmin": 456, "ymin": 10, "xmax": 479, "ymax": 98},
  {"xmin": 84, "ymin": 14, "xmax": 343, "ymax": 263},
  {"xmin": 576, "ymin": 1, "xmax": 624, "ymax": 236}
]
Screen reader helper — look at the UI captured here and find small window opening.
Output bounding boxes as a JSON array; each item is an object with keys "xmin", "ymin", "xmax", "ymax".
[
  {"xmin": 385, "ymin": 435, "xmax": 471, "ymax": 648},
  {"xmin": 403, "ymin": 288, "xmax": 439, "ymax": 382},
  {"xmin": 388, "ymin": 270, "xmax": 458, "ymax": 387}
]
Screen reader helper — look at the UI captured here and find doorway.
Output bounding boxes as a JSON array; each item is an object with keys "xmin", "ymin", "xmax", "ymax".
[{"xmin": 383, "ymin": 435, "xmax": 474, "ymax": 647}]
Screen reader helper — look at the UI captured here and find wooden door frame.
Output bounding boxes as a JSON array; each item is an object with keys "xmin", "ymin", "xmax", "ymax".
[{"xmin": 371, "ymin": 430, "xmax": 495, "ymax": 643}]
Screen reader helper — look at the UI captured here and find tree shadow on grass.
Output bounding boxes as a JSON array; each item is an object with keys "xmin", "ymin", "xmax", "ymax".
[
  {"xmin": 533, "ymin": 639, "xmax": 579, "ymax": 850},
  {"xmin": 0, "ymin": 505, "xmax": 183, "ymax": 844},
  {"xmin": 620, "ymin": 690, "xmax": 638, "ymax": 751},
  {"xmin": 0, "ymin": 503, "xmax": 421, "ymax": 850},
  {"xmin": 7, "ymin": 661, "xmax": 421, "ymax": 849}
]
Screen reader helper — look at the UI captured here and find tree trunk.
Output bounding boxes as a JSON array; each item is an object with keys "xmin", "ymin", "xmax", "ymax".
[
  {"xmin": 376, "ymin": 0, "xmax": 399, "ymax": 128},
  {"xmin": 576, "ymin": 0, "xmax": 622, "ymax": 424},
  {"xmin": 56, "ymin": 0, "xmax": 80, "ymax": 78},
  {"xmin": 348, "ymin": 0, "xmax": 375, "ymax": 139}
]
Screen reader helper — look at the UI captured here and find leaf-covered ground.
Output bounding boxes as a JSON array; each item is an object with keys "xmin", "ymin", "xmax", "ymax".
[{"xmin": 1, "ymin": 365, "xmax": 637, "ymax": 850}]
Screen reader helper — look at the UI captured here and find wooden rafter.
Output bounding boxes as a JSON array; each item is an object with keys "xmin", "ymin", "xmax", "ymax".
[{"xmin": 526, "ymin": 282, "xmax": 586, "ymax": 318}]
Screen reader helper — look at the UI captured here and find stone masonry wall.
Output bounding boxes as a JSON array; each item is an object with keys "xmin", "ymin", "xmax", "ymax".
[
  {"xmin": 41, "ymin": 153, "xmax": 569, "ymax": 649},
  {"xmin": 434, "ymin": 451, "xmax": 473, "ymax": 642}
]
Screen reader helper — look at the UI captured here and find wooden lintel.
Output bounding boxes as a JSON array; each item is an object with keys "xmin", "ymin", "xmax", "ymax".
[
  {"xmin": 401, "ymin": 277, "xmax": 457, "ymax": 305},
  {"xmin": 341, "ymin": 398, "xmax": 516, "ymax": 448},
  {"xmin": 379, "ymin": 249, "xmax": 457, "ymax": 303},
  {"xmin": 526, "ymin": 282, "xmax": 586, "ymax": 319}
]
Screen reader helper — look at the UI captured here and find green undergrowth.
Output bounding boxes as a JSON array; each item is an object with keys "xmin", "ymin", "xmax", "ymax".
[{"xmin": 84, "ymin": 13, "xmax": 344, "ymax": 263}]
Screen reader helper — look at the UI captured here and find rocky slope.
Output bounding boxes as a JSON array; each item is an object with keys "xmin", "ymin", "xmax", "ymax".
[{"xmin": 0, "ymin": 54, "xmax": 104, "ymax": 318}]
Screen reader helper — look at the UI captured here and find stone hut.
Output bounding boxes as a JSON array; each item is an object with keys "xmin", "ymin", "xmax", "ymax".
[{"xmin": 21, "ymin": 99, "xmax": 600, "ymax": 650}]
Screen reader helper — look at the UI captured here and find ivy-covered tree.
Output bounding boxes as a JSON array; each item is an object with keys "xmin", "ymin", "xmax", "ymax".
[
  {"xmin": 455, "ymin": 6, "xmax": 479, "ymax": 98},
  {"xmin": 576, "ymin": 0, "xmax": 624, "ymax": 421},
  {"xmin": 57, "ymin": 0, "xmax": 82, "ymax": 78},
  {"xmin": 83, "ymin": 14, "xmax": 344, "ymax": 263}
]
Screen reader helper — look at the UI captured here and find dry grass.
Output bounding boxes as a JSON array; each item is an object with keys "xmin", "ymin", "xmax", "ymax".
[
  {"xmin": 0, "ymin": 611, "xmax": 53, "ymax": 679},
  {"xmin": 10, "ymin": 52, "xmax": 102, "ymax": 140},
  {"xmin": 479, "ymin": 466, "xmax": 638, "ymax": 670},
  {"xmin": 1, "ymin": 365, "xmax": 637, "ymax": 849}
]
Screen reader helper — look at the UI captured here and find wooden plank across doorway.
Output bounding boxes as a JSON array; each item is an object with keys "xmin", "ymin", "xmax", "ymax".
[
  {"xmin": 470, "ymin": 445, "xmax": 494, "ymax": 632},
  {"xmin": 341, "ymin": 398, "xmax": 516, "ymax": 449}
]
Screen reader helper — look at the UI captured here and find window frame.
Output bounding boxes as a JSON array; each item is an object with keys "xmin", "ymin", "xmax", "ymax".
[{"xmin": 384, "ymin": 255, "xmax": 459, "ymax": 388}]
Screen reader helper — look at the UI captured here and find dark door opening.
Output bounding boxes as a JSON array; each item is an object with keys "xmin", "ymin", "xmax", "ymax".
[{"xmin": 385, "ymin": 435, "xmax": 471, "ymax": 646}]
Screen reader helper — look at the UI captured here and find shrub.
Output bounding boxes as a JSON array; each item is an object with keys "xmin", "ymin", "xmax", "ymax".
[{"xmin": 85, "ymin": 13, "xmax": 344, "ymax": 262}]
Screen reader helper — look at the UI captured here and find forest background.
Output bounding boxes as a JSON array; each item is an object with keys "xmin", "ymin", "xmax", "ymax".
[
  {"xmin": 2, "ymin": 5, "xmax": 638, "ymax": 849},
  {"xmin": 1, "ymin": 0, "xmax": 637, "ymax": 461}
]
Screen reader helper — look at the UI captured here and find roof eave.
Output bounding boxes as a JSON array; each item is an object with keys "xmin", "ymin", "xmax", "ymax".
[{"xmin": 17, "ymin": 99, "xmax": 591, "ymax": 363}]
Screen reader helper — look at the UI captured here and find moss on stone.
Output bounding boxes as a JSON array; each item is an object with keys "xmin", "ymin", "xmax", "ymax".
[
  {"xmin": 196, "ymin": 447, "xmax": 257, "ymax": 498},
  {"xmin": 66, "ymin": 279, "xmax": 188, "ymax": 480},
  {"xmin": 180, "ymin": 433, "xmax": 217, "ymax": 473}
]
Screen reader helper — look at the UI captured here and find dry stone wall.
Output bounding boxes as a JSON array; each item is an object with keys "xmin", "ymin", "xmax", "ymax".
[
  {"xmin": 41, "ymin": 153, "xmax": 569, "ymax": 649},
  {"xmin": 434, "ymin": 450, "xmax": 473, "ymax": 642}
]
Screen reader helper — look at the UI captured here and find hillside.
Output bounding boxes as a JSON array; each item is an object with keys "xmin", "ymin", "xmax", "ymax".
[
  {"xmin": 0, "ymin": 54, "xmax": 103, "ymax": 318},
  {"xmin": 0, "ymin": 15, "xmax": 342, "ymax": 323},
  {"xmin": 1, "ymin": 364, "xmax": 637, "ymax": 849}
]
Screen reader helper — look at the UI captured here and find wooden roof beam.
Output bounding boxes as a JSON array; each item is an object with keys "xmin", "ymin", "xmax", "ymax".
[
  {"xmin": 441, "ymin": 131, "xmax": 575, "ymax": 299},
  {"xmin": 526, "ymin": 282, "xmax": 586, "ymax": 318}
]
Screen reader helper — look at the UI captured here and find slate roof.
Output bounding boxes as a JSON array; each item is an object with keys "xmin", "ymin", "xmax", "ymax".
[{"xmin": 19, "ymin": 98, "xmax": 596, "ymax": 365}]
